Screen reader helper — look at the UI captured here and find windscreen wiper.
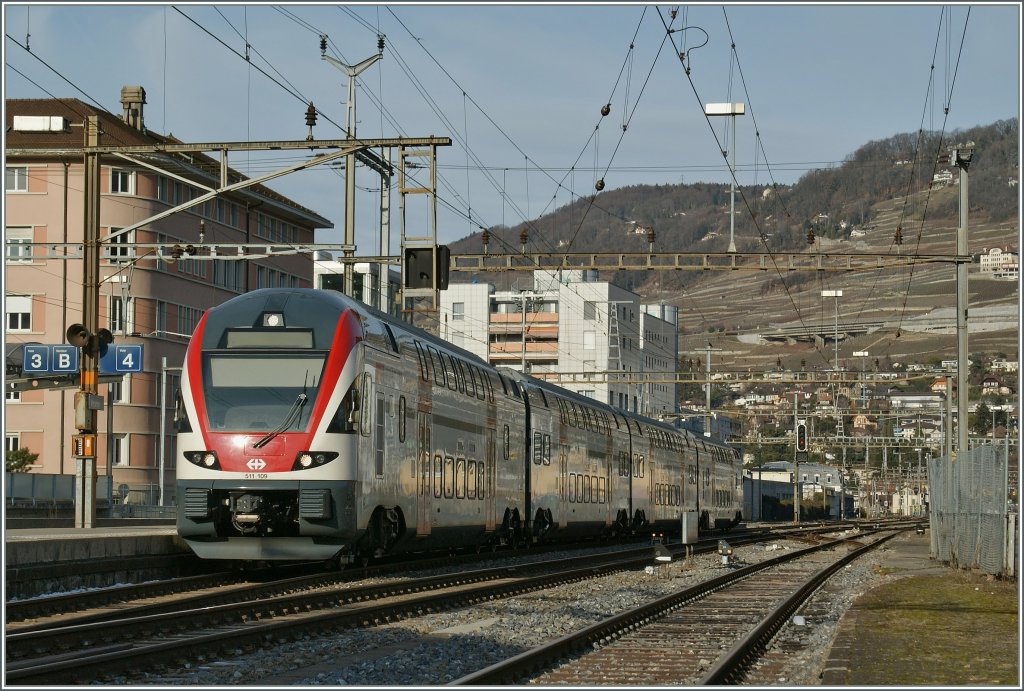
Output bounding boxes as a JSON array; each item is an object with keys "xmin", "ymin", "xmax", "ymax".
[{"xmin": 253, "ymin": 393, "xmax": 307, "ymax": 449}]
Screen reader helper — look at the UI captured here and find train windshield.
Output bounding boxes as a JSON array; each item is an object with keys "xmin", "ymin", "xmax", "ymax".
[{"xmin": 201, "ymin": 353, "xmax": 327, "ymax": 432}]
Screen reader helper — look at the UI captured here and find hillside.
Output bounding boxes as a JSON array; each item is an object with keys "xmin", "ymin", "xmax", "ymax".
[{"xmin": 449, "ymin": 120, "xmax": 1020, "ymax": 370}]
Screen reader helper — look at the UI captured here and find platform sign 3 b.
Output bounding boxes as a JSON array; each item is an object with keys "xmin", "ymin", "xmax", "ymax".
[{"xmin": 22, "ymin": 344, "xmax": 79, "ymax": 374}]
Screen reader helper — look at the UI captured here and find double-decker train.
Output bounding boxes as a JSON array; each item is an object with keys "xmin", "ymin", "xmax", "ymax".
[{"xmin": 174, "ymin": 288, "xmax": 742, "ymax": 563}]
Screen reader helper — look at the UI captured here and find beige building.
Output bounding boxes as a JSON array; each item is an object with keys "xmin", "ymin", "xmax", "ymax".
[
  {"xmin": 438, "ymin": 270, "xmax": 680, "ymax": 417},
  {"xmin": 4, "ymin": 89, "xmax": 331, "ymax": 503}
]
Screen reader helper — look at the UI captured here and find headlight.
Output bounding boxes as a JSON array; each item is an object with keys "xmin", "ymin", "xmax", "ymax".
[
  {"xmin": 185, "ymin": 450, "xmax": 220, "ymax": 469},
  {"xmin": 292, "ymin": 451, "xmax": 338, "ymax": 471}
]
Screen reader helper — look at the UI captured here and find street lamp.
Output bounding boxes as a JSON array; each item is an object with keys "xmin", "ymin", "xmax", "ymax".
[
  {"xmin": 704, "ymin": 102, "xmax": 745, "ymax": 253},
  {"xmin": 853, "ymin": 350, "xmax": 869, "ymax": 408},
  {"xmin": 821, "ymin": 290, "xmax": 843, "ymax": 371}
]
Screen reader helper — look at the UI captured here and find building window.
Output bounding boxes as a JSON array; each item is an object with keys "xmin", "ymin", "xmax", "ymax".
[
  {"xmin": 110, "ymin": 168, "xmax": 134, "ymax": 195},
  {"xmin": 178, "ymin": 305, "xmax": 201, "ymax": 335},
  {"xmin": 584, "ymin": 301, "xmax": 596, "ymax": 320},
  {"xmin": 5, "ymin": 295, "xmax": 32, "ymax": 331},
  {"xmin": 108, "ymin": 379, "xmax": 127, "ymax": 404},
  {"xmin": 6, "ymin": 390, "xmax": 22, "ymax": 403},
  {"xmin": 106, "ymin": 227, "xmax": 134, "ymax": 261},
  {"xmin": 5, "ymin": 434, "xmax": 20, "ymax": 453},
  {"xmin": 452, "ymin": 303, "xmax": 465, "ymax": 320},
  {"xmin": 110, "ymin": 434, "xmax": 129, "ymax": 466},
  {"xmin": 5, "ymin": 227, "xmax": 33, "ymax": 263},
  {"xmin": 156, "ymin": 300, "xmax": 167, "ymax": 334},
  {"xmin": 109, "ymin": 295, "xmax": 129, "ymax": 334},
  {"xmin": 6, "ymin": 166, "xmax": 28, "ymax": 192},
  {"xmin": 583, "ymin": 331, "xmax": 595, "ymax": 350}
]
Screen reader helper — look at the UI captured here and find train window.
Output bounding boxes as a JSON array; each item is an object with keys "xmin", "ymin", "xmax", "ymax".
[
  {"xmin": 375, "ymin": 394, "xmax": 385, "ymax": 476},
  {"xmin": 360, "ymin": 373, "xmax": 373, "ymax": 437},
  {"xmin": 576, "ymin": 474, "xmax": 583, "ymax": 503},
  {"xmin": 467, "ymin": 460, "xmax": 477, "ymax": 500},
  {"xmin": 414, "ymin": 342, "xmax": 430, "ymax": 381},
  {"xmin": 538, "ymin": 388, "xmax": 549, "ymax": 407},
  {"xmin": 444, "ymin": 456, "xmax": 455, "ymax": 498},
  {"xmin": 455, "ymin": 358, "xmax": 468, "ymax": 394},
  {"xmin": 503, "ymin": 425, "xmax": 510, "ymax": 460},
  {"xmin": 456, "ymin": 459, "xmax": 466, "ymax": 499},
  {"xmin": 433, "ymin": 455, "xmax": 443, "ymax": 498},
  {"xmin": 569, "ymin": 402, "xmax": 579, "ymax": 427},
  {"xmin": 382, "ymin": 323, "xmax": 399, "ymax": 353},
  {"xmin": 496, "ymin": 372, "xmax": 509, "ymax": 396},
  {"xmin": 398, "ymin": 397, "xmax": 407, "ymax": 442},
  {"xmin": 477, "ymin": 464, "xmax": 486, "ymax": 500},
  {"xmin": 638, "ymin": 454, "xmax": 645, "ymax": 478},
  {"xmin": 585, "ymin": 475, "xmax": 592, "ymax": 503},
  {"xmin": 464, "ymin": 363, "xmax": 477, "ymax": 398},
  {"xmin": 556, "ymin": 398, "xmax": 567, "ymax": 424},
  {"xmin": 485, "ymin": 372, "xmax": 495, "ymax": 402},
  {"xmin": 428, "ymin": 346, "xmax": 445, "ymax": 387},
  {"xmin": 442, "ymin": 354, "xmax": 459, "ymax": 392},
  {"xmin": 598, "ymin": 477, "xmax": 605, "ymax": 504},
  {"xmin": 543, "ymin": 434, "xmax": 551, "ymax": 465},
  {"xmin": 569, "ymin": 473, "xmax": 577, "ymax": 503},
  {"xmin": 533, "ymin": 432, "xmax": 543, "ymax": 465}
]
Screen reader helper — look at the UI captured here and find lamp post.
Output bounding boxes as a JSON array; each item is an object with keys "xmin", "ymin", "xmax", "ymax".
[
  {"xmin": 321, "ymin": 38, "xmax": 383, "ymax": 298},
  {"xmin": 704, "ymin": 103, "xmax": 745, "ymax": 253},
  {"xmin": 853, "ymin": 350, "xmax": 869, "ymax": 408},
  {"xmin": 821, "ymin": 290, "xmax": 843, "ymax": 371}
]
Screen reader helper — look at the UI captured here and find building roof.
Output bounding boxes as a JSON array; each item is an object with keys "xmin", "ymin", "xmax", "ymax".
[{"xmin": 5, "ymin": 97, "xmax": 332, "ymax": 229}]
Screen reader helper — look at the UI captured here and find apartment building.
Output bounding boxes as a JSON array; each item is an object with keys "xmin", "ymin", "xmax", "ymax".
[
  {"xmin": 4, "ymin": 88, "xmax": 331, "ymax": 502},
  {"xmin": 438, "ymin": 270, "xmax": 679, "ymax": 417}
]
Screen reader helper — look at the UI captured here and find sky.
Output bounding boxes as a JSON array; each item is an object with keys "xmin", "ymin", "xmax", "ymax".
[{"xmin": 3, "ymin": 2, "xmax": 1021, "ymax": 252}]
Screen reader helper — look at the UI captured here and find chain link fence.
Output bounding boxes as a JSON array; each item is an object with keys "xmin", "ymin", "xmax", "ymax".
[{"xmin": 928, "ymin": 442, "xmax": 1017, "ymax": 578}]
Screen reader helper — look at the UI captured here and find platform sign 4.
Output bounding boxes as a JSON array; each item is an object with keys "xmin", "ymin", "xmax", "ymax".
[{"xmin": 100, "ymin": 344, "xmax": 144, "ymax": 373}]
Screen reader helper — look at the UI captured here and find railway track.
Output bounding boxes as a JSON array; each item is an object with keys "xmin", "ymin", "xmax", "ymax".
[
  {"xmin": 450, "ymin": 530, "xmax": 902, "ymax": 685},
  {"xmin": 4, "ymin": 522, "xmax": 910, "ymax": 685}
]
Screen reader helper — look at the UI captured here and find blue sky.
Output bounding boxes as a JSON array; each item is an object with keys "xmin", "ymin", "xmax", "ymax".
[{"xmin": 4, "ymin": 3, "xmax": 1020, "ymax": 250}]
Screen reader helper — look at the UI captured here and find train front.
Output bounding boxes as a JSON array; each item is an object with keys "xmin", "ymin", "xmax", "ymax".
[{"xmin": 175, "ymin": 289, "xmax": 364, "ymax": 562}]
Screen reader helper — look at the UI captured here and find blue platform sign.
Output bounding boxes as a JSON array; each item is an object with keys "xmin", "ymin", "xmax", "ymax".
[
  {"xmin": 100, "ymin": 344, "xmax": 144, "ymax": 373},
  {"xmin": 22, "ymin": 345, "xmax": 50, "ymax": 374},
  {"xmin": 51, "ymin": 345, "xmax": 79, "ymax": 373},
  {"xmin": 19, "ymin": 343, "xmax": 141, "ymax": 375}
]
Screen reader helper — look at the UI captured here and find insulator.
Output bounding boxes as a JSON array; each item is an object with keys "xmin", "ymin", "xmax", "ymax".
[
  {"xmin": 601, "ymin": 103, "xmax": 611, "ymax": 117},
  {"xmin": 305, "ymin": 102, "xmax": 317, "ymax": 127},
  {"xmin": 198, "ymin": 219, "xmax": 205, "ymax": 244},
  {"xmin": 170, "ymin": 244, "xmax": 184, "ymax": 260},
  {"xmin": 319, "ymin": 35, "xmax": 327, "ymax": 54},
  {"xmin": 184, "ymin": 245, "xmax": 196, "ymax": 256},
  {"xmin": 378, "ymin": 35, "xmax": 385, "ymax": 52},
  {"xmin": 595, "ymin": 178, "xmax": 605, "ymax": 191},
  {"xmin": 807, "ymin": 229, "xmax": 815, "ymax": 245},
  {"xmin": 481, "ymin": 229, "xmax": 490, "ymax": 246},
  {"xmin": 519, "ymin": 228, "xmax": 528, "ymax": 246},
  {"xmin": 894, "ymin": 226, "xmax": 903, "ymax": 245},
  {"xmin": 646, "ymin": 228, "xmax": 656, "ymax": 245}
]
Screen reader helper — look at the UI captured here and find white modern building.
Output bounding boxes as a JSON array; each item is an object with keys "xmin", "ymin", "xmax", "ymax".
[{"xmin": 438, "ymin": 270, "xmax": 679, "ymax": 416}]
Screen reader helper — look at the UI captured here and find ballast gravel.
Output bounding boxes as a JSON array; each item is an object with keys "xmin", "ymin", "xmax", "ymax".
[{"xmin": 111, "ymin": 531, "xmax": 906, "ymax": 686}]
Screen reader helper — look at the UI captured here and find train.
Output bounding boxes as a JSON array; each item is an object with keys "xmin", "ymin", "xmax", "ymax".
[{"xmin": 174, "ymin": 288, "xmax": 743, "ymax": 563}]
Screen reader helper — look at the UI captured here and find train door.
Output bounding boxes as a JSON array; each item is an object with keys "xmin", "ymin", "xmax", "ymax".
[
  {"xmin": 485, "ymin": 428, "xmax": 496, "ymax": 531},
  {"xmin": 559, "ymin": 446, "xmax": 568, "ymax": 529},
  {"xmin": 416, "ymin": 411, "xmax": 432, "ymax": 537}
]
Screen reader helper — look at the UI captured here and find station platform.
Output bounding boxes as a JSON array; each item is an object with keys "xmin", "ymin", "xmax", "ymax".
[
  {"xmin": 4, "ymin": 523, "xmax": 192, "ymax": 599},
  {"xmin": 5, "ymin": 524, "xmax": 186, "ymax": 567}
]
